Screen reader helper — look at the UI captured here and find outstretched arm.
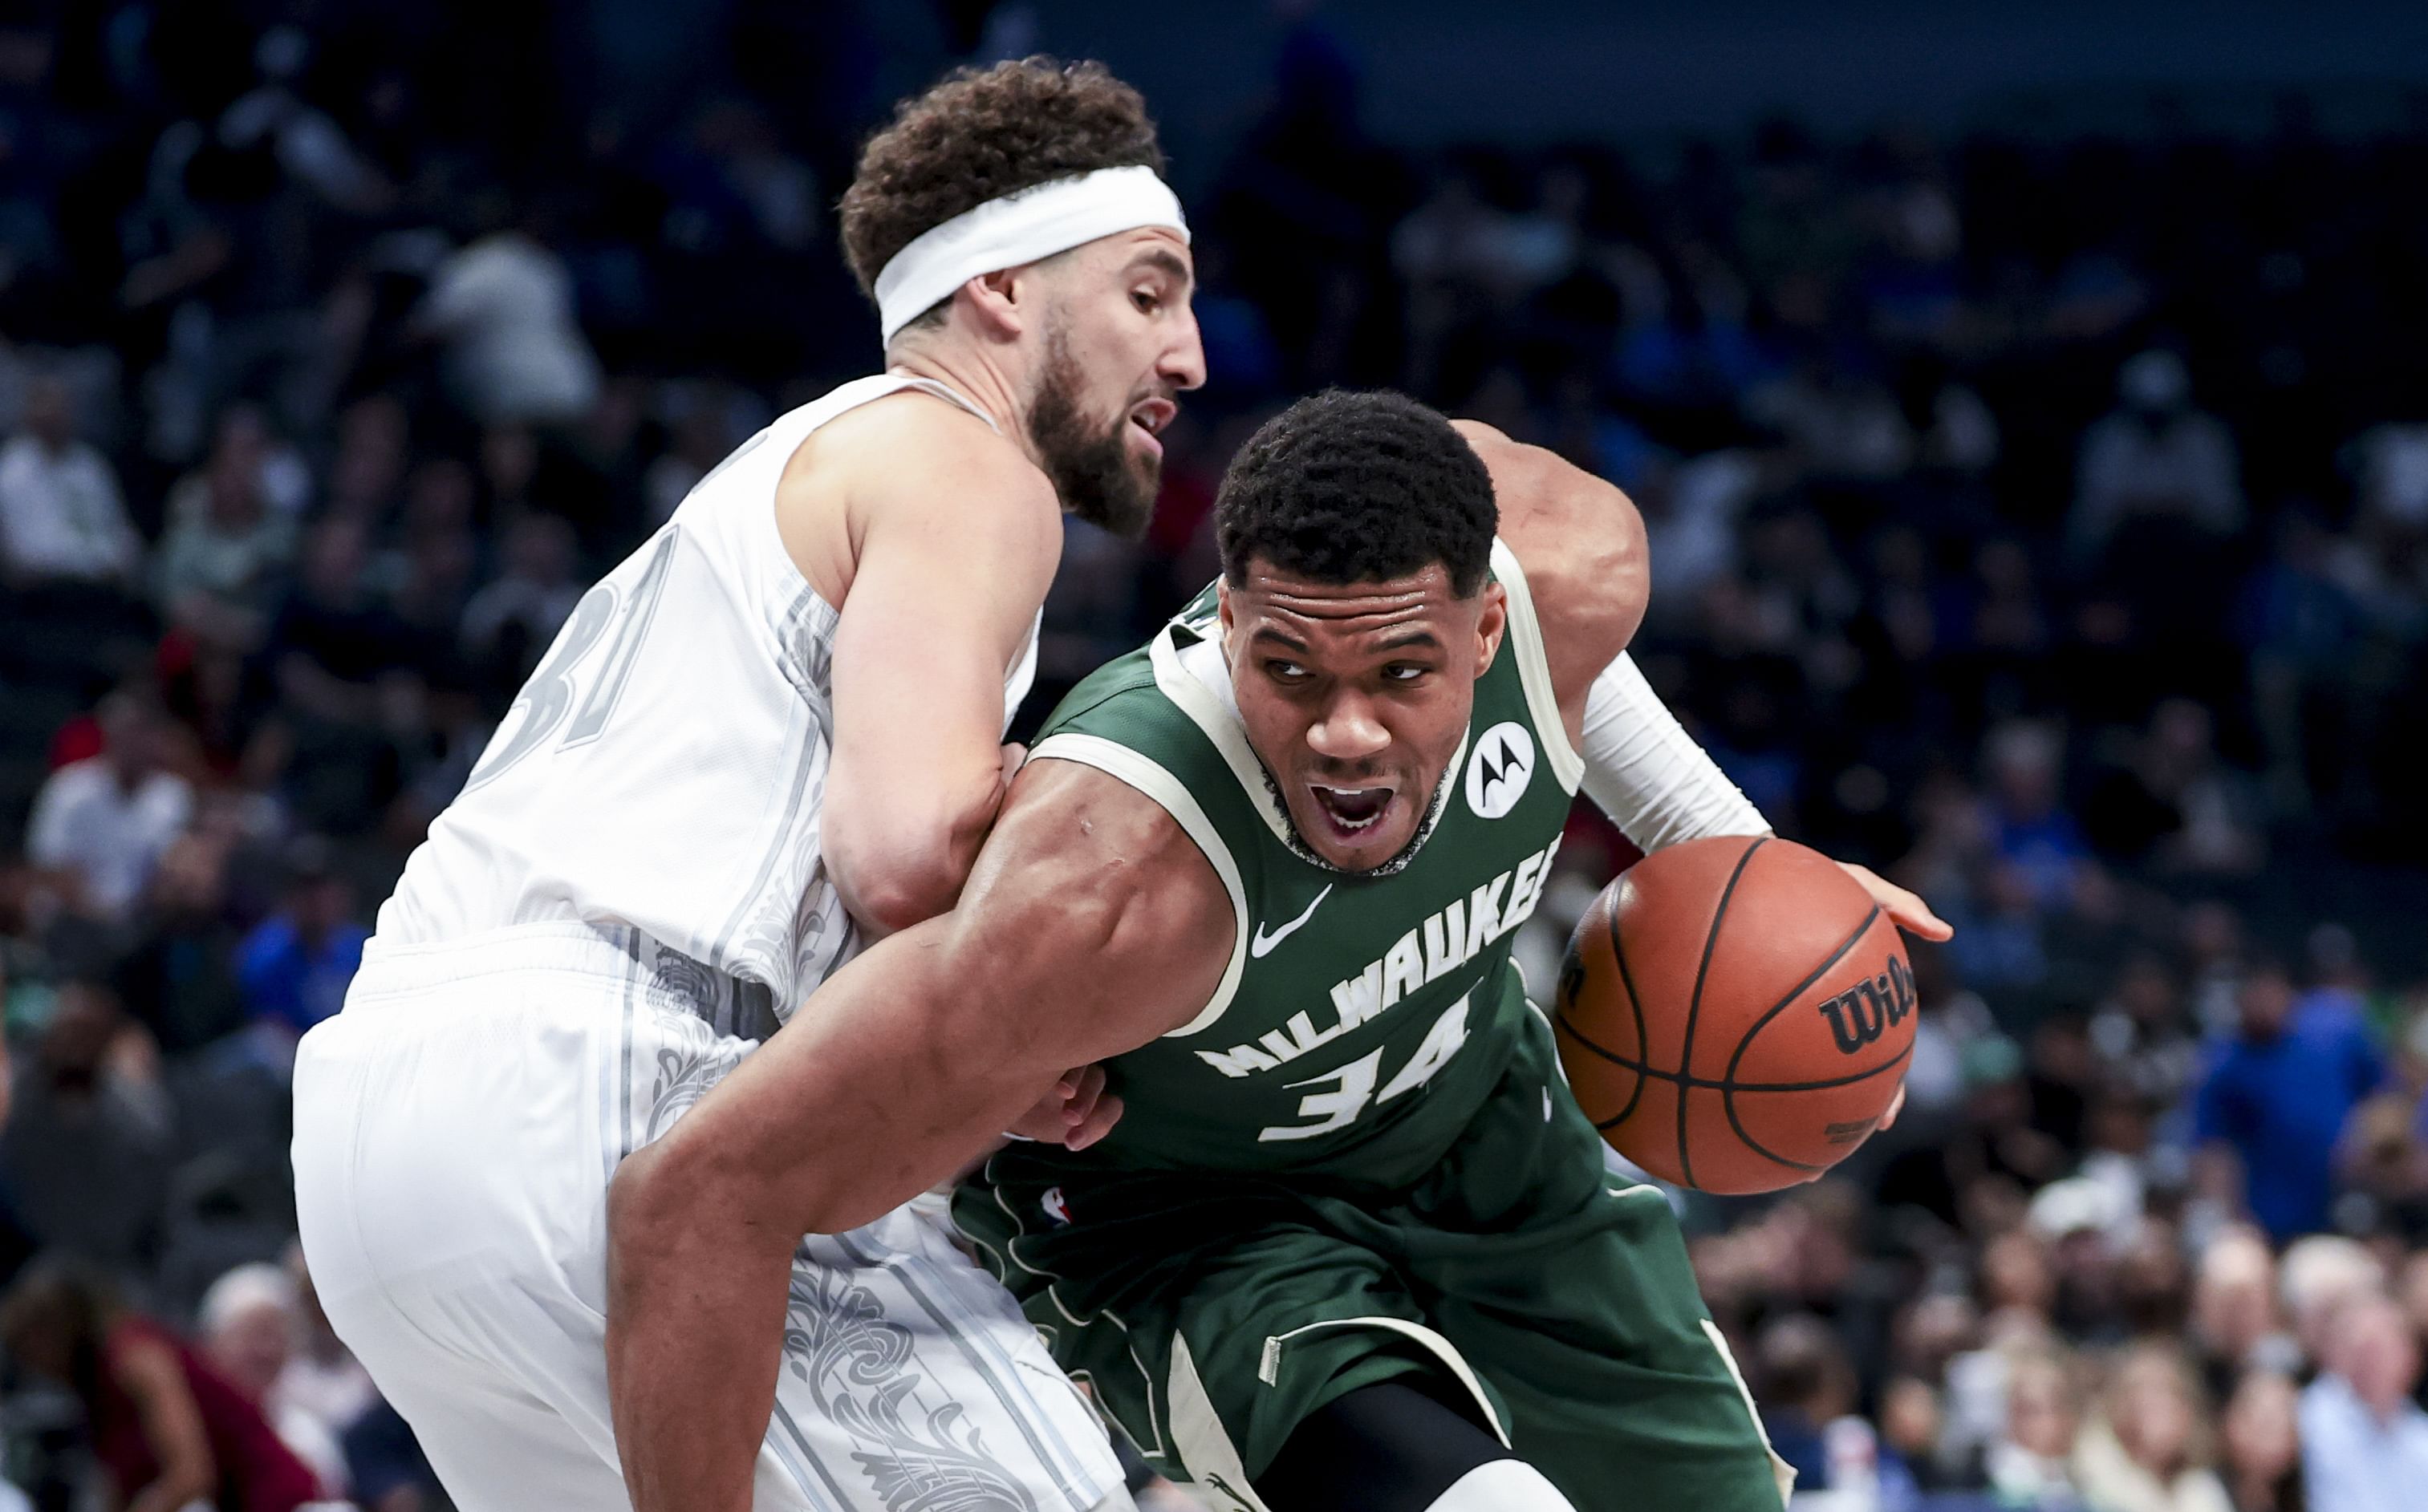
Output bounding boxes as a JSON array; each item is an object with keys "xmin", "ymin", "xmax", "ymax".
[{"xmin": 606, "ymin": 758, "xmax": 1233, "ymax": 1512}]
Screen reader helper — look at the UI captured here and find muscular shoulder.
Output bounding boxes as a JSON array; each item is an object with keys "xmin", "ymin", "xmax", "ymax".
[
  {"xmin": 949, "ymin": 756, "xmax": 1236, "ymax": 1048},
  {"xmin": 778, "ymin": 387, "xmax": 1060, "ymax": 601},
  {"xmin": 1452, "ymin": 420, "xmax": 1645, "ymax": 707}
]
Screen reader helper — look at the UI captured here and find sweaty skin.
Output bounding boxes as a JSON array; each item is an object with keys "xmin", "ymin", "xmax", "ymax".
[{"xmin": 605, "ymin": 434, "xmax": 1944, "ymax": 1512}]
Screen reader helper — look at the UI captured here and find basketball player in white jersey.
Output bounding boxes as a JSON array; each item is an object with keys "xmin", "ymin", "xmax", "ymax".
[{"xmin": 290, "ymin": 60, "xmax": 1200, "ymax": 1512}]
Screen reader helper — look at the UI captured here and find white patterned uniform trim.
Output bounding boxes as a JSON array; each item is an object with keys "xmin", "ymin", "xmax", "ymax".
[{"xmin": 294, "ymin": 919, "xmax": 1128, "ymax": 1512}]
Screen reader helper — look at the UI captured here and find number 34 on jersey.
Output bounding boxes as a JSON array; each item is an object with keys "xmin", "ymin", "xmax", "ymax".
[{"xmin": 1200, "ymin": 834, "xmax": 1560, "ymax": 1145}]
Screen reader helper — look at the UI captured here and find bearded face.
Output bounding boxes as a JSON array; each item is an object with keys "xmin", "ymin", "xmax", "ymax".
[{"xmin": 1025, "ymin": 325, "xmax": 1163, "ymax": 541}]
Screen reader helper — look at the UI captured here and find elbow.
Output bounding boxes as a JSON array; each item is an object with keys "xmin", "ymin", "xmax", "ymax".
[
  {"xmin": 606, "ymin": 1137, "xmax": 732, "ymax": 1300},
  {"xmin": 826, "ymin": 809, "xmax": 993, "ymax": 937},
  {"xmin": 1598, "ymin": 487, "xmax": 1651, "ymax": 641},
  {"xmin": 611, "ymin": 1122, "xmax": 836, "ymax": 1277},
  {"xmin": 613, "ymin": 1125, "xmax": 874, "ymax": 1251},
  {"xmin": 608, "ymin": 1137, "xmax": 724, "ymax": 1280},
  {"xmin": 834, "ymin": 861, "xmax": 963, "ymax": 938}
]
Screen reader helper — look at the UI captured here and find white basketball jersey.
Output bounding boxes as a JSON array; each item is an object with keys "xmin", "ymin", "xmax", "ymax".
[{"xmin": 378, "ymin": 375, "xmax": 1037, "ymax": 1032}]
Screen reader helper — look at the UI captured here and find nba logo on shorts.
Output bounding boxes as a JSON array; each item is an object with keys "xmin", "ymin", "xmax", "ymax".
[
  {"xmin": 1041, "ymin": 1186, "xmax": 1071, "ymax": 1226},
  {"xmin": 1466, "ymin": 722, "xmax": 1536, "ymax": 819}
]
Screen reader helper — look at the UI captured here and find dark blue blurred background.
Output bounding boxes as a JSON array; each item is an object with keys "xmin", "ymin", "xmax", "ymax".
[{"xmin": 2, "ymin": 4, "xmax": 2428, "ymax": 1510}]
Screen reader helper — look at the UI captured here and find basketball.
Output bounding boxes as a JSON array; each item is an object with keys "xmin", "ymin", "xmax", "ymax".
[{"xmin": 1553, "ymin": 835, "xmax": 1913, "ymax": 1195}]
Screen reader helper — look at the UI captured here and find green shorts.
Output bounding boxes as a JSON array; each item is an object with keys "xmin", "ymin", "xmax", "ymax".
[{"xmin": 955, "ymin": 1012, "xmax": 1792, "ymax": 1511}]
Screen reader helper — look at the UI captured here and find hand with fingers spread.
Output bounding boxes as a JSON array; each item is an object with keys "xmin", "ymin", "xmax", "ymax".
[{"xmin": 1007, "ymin": 1064, "xmax": 1123, "ymax": 1150}]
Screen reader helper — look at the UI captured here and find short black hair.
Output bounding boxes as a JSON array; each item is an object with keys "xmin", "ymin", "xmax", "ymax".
[{"xmin": 1215, "ymin": 391, "xmax": 1496, "ymax": 597}]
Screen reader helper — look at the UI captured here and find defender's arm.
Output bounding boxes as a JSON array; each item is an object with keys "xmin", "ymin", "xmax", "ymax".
[
  {"xmin": 806, "ymin": 401, "xmax": 1065, "ymax": 936},
  {"xmin": 606, "ymin": 758, "xmax": 1232, "ymax": 1512}
]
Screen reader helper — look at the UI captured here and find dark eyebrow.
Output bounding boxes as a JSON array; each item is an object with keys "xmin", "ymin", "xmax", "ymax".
[
  {"xmin": 1250, "ymin": 626, "xmax": 1309, "ymax": 652},
  {"xmin": 1132, "ymin": 248, "xmax": 1195, "ymax": 293},
  {"xmin": 1376, "ymin": 630, "xmax": 1443, "ymax": 652}
]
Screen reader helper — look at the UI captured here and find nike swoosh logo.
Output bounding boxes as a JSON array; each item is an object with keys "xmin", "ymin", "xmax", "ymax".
[{"xmin": 1249, "ymin": 883, "xmax": 1334, "ymax": 959}]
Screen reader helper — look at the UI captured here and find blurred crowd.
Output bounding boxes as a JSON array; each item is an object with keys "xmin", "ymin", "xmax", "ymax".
[{"xmin": 1, "ymin": 2, "xmax": 2426, "ymax": 1510}]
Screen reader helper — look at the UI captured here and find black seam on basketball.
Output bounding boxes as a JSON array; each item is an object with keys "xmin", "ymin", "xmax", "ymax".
[
  {"xmin": 1553, "ymin": 1011, "xmax": 1637, "ymax": 1128},
  {"xmin": 1572, "ymin": 1042, "xmax": 1914, "ymax": 1093},
  {"xmin": 1675, "ymin": 837, "xmax": 1767, "ymax": 1190},
  {"xmin": 1718, "ymin": 902, "xmax": 1886, "ymax": 1094},
  {"xmin": 1606, "ymin": 897, "xmax": 1650, "ymax": 1127},
  {"xmin": 1720, "ymin": 1042, "xmax": 1912, "ymax": 1172}
]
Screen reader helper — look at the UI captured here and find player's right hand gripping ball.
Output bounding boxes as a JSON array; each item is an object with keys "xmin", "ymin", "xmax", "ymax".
[{"xmin": 1555, "ymin": 835, "xmax": 1913, "ymax": 1194}]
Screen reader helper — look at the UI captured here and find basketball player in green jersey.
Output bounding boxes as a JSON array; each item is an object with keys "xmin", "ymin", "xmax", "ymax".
[{"xmin": 608, "ymin": 391, "xmax": 1948, "ymax": 1511}]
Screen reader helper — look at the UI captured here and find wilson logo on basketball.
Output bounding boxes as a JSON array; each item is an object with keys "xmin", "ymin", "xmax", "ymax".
[{"xmin": 1814, "ymin": 955, "xmax": 1917, "ymax": 1056}]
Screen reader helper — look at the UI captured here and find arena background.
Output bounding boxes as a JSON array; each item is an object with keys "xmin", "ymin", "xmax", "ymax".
[{"xmin": 2, "ymin": 2, "xmax": 2426, "ymax": 1508}]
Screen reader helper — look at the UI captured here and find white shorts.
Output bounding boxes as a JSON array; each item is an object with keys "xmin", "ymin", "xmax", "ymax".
[{"xmin": 292, "ymin": 922, "xmax": 1128, "ymax": 1512}]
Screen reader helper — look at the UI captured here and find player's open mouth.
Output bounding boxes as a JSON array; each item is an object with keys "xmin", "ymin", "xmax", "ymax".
[
  {"xmin": 1310, "ymin": 784, "xmax": 1395, "ymax": 837},
  {"xmin": 1128, "ymin": 399, "xmax": 1175, "ymax": 458}
]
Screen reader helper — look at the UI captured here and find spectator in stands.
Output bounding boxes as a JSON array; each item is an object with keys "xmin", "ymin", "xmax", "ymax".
[
  {"xmin": 2072, "ymin": 1343, "xmax": 2233, "ymax": 1512},
  {"xmin": 266, "ymin": 515, "xmax": 431, "ymax": 832},
  {"xmin": 1878, "ymin": 1035, "xmax": 2067, "ymax": 1237},
  {"xmin": 2334, "ymin": 1094, "xmax": 2428, "ymax": 1244},
  {"xmin": 0, "ymin": 981, "xmax": 172, "ymax": 1277},
  {"xmin": 152, "ymin": 424, "xmax": 297, "ymax": 654},
  {"xmin": 235, "ymin": 837, "xmax": 365, "ymax": 1046},
  {"xmin": 2219, "ymin": 1370, "xmax": 2304, "ymax": 1512},
  {"xmin": 2090, "ymin": 954, "xmax": 2205, "ymax": 1110},
  {"xmin": 0, "ymin": 1259, "xmax": 323, "ymax": 1512},
  {"xmin": 414, "ymin": 203, "xmax": 603, "ymax": 426},
  {"xmin": 1983, "ymin": 721, "xmax": 2092, "ymax": 911},
  {"xmin": 2085, "ymin": 700, "xmax": 2269, "ymax": 879},
  {"xmin": 2070, "ymin": 351, "xmax": 2245, "ymax": 564},
  {"xmin": 2195, "ymin": 959, "xmax": 2381, "ymax": 1242},
  {"xmin": 458, "ymin": 512, "xmax": 580, "ymax": 696},
  {"xmin": 381, "ymin": 458, "xmax": 481, "ymax": 643},
  {"xmin": 2280, "ymin": 1237, "xmax": 2388, "ymax": 1371},
  {"xmin": 2190, "ymin": 1228, "xmax": 2298, "ymax": 1403},
  {"xmin": 113, "ymin": 829, "xmax": 249, "ymax": 1054},
  {"xmin": 2240, "ymin": 511, "xmax": 2369, "ymax": 817},
  {"xmin": 1880, "ymin": 1373, "xmax": 1960, "ymax": 1494},
  {"xmin": 24, "ymin": 691, "xmax": 193, "ymax": 926},
  {"xmin": 198, "ymin": 1262, "xmax": 348, "ymax": 1497},
  {"xmin": 1752, "ymin": 1311, "xmax": 1859, "ymax": 1490},
  {"xmin": 160, "ymin": 407, "xmax": 315, "ymax": 530},
  {"xmin": 0, "ymin": 375, "xmax": 140, "ymax": 591},
  {"xmin": 1983, "ymin": 1348, "xmax": 2090, "ymax": 1510},
  {"xmin": 2298, "ymin": 1291, "xmax": 2428, "ymax": 1512}
]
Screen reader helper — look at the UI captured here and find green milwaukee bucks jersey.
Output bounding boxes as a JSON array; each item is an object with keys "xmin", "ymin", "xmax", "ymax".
[{"xmin": 1026, "ymin": 541, "xmax": 1584, "ymax": 1190}]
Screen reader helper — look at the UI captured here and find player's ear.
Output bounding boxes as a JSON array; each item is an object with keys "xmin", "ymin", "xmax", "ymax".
[
  {"xmin": 957, "ymin": 268, "xmax": 1026, "ymax": 340},
  {"xmin": 1472, "ymin": 581, "xmax": 1508, "ymax": 675}
]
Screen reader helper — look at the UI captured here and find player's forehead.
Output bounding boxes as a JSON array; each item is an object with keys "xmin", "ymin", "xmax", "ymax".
[
  {"xmin": 1228, "ymin": 561, "xmax": 1466, "ymax": 653},
  {"xmin": 1069, "ymin": 227, "xmax": 1192, "ymax": 286}
]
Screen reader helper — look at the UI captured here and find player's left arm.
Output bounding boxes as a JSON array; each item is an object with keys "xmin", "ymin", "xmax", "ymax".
[{"xmin": 1456, "ymin": 419, "xmax": 1950, "ymax": 947}]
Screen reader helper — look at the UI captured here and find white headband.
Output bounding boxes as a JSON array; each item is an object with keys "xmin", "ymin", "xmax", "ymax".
[{"xmin": 873, "ymin": 164, "xmax": 1189, "ymax": 345}]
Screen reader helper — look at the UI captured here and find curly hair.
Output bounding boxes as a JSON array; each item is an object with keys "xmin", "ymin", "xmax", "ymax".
[
  {"xmin": 839, "ymin": 58, "xmax": 1166, "ymax": 324},
  {"xmin": 1216, "ymin": 391, "xmax": 1498, "ymax": 598}
]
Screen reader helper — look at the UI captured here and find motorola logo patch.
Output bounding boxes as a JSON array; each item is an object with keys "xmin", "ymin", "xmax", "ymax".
[{"xmin": 1464, "ymin": 721, "xmax": 1537, "ymax": 819}]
